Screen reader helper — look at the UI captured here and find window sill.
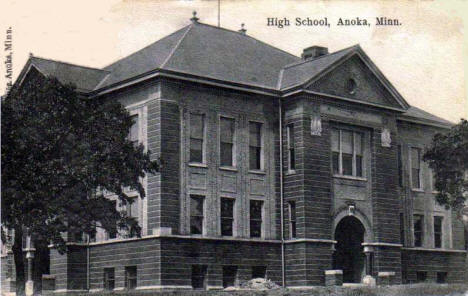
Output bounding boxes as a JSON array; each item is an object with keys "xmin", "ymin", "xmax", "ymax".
[
  {"xmin": 411, "ymin": 188, "xmax": 424, "ymax": 193},
  {"xmin": 249, "ymin": 170, "xmax": 266, "ymax": 175},
  {"xmin": 188, "ymin": 162, "xmax": 208, "ymax": 168},
  {"xmin": 219, "ymin": 166, "xmax": 238, "ymax": 172},
  {"xmin": 333, "ymin": 174, "xmax": 367, "ymax": 182}
]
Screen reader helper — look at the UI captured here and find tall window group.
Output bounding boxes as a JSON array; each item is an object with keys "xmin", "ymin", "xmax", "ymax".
[{"xmin": 332, "ymin": 129, "xmax": 363, "ymax": 177}]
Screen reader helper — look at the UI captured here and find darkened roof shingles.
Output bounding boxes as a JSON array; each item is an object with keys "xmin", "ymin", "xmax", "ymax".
[
  {"xmin": 22, "ymin": 22, "xmax": 453, "ymax": 128},
  {"xmin": 399, "ymin": 106, "xmax": 453, "ymax": 127},
  {"xmin": 30, "ymin": 57, "xmax": 109, "ymax": 92}
]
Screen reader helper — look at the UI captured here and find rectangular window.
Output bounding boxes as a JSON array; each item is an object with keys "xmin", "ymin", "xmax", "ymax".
[
  {"xmin": 289, "ymin": 201, "xmax": 296, "ymax": 239},
  {"xmin": 124, "ymin": 266, "xmax": 137, "ymax": 290},
  {"xmin": 411, "ymin": 147, "xmax": 422, "ymax": 189},
  {"xmin": 190, "ymin": 113, "xmax": 205, "ymax": 163},
  {"xmin": 252, "ymin": 266, "xmax": 267, "ymax": 279},
  {"xmin": 106, "ymin": 200, "xmax": 117, "ymax": 239},
  {"xmin": 416, "ymin": 271, "xmax": 427, "ymax": 283},
  {"xmin": 220, "ymin": 117, "xmax": 235, "ymax": 167},
  {"xmin": 400, "ymin": 213, "xmax": 405, "ymax": 245},
  {"xmin": 436, "ymin": 272, "xmax": 447, "ymax": 284},
  {"xmin": 331, "ymin": 128, "xmax": 364, "ymax": 177},
  {"xmin": 398, "ymin": 145, "xmax": 403, "ymax": 187},
  {"xmin": 190, "ymin": 195, "xmax": 204, "ymax": 235},
  {"xmin": 249, "ymin": 200, "xmax": 263, "ymax": 238},
  {"xmin": 221, "ymin": 198, "xmax": 234, "ymax": 236},
  {"xmin": 430, "ymin": 169, "xmax": 437, "ymax": 192},
  {"xmin": 249, "ymin": 122, "xmax": 263, "ymax": 170},
  {"xmin": 287, "ymin": 124, "xmax": 295, "ymax": 171},
  {"xmin": 222, "ymin": 266, "xmax": 238, "ymax": 288},
  {"xmin": 414, "ymin": 214, "xmax": 424, "ymax": 247},
  {"xmin": 103, "ymin": 268, "xmax": 115, "ymax": 291},
  {"xmin": 434, "ymin": 216, "xmax": 443, "ymax": 248},
  {"xmin": 191, "ymin": 265, "xmax": 207, "ymax": 289},
  {"xmin": 129, "ymin": 114, "xmax": 139, "ymax": 146},
  {"xmin": 126, "ymin": 197, "xmax": 138, "ymax": 219}
]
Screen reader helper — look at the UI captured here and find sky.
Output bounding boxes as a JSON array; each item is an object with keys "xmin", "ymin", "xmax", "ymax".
[{"xmin": 0, "ymin": 0, "xmax": 467, "ymax": 122}]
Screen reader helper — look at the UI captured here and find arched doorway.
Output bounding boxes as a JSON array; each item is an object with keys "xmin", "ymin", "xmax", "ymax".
[{"xmin": 333, "ymin": 216, "xmax": 366, "ymax": 283}]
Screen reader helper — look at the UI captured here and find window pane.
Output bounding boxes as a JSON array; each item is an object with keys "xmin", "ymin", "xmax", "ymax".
[
  {"xmin": 190, "ymin": 114, "xmax": 204, "ymax": 139},
  {"xmin": 220, "ymin": 143, "xmax": 233, "ymax": 166},
  {"xmin": 250, "ymin": 200, "xmax": 263, "ymax": 238},
  {"xmin": 190, "ymin": 195, "xmax": 204, "ymax": 235},
  {"xmin": 221, "ymin": 198, "xmax": 234, "ymax": 236},
  {"xmin": 331, "ymin": 129, "xmax": 339, "ymax": 152},
  {"xmin": 354, "ymin": 133, "xmax": 362, "ymax": 155},
  {"xmin": 289, "ymin": 201, "xmax": 296, "ymax": 239},
  {"xmin": 190, "ymin": 196, "xmax": 204, "ymax": 216},
  {"xmin": 411, "ymin": 148, "xmax": 420, "ymax": 169},
  {"xmin": 414, "ymin": 215, "xmax": 424, "ymax": 247},
  {"xmin": 220, "ymin": 117, "xmax": 234, "ymax": 144},
  {"xmin": 221, "ymin": 198, "xmax": 234, "ymax": 218},
  {"xmin": 332, "ymin": 152, "xmax": 339, "ymax": 174},
  {"xmin": 398, "ymin": 145, "xmax": 403, "ymax": 187},
  {"xmin": 129, "ymin": 115, "xmax": 139, "ymax": 144},
  {"xmin": 249, "ymin": 147, "xmax": 261, "ymax": 170},
  {"xmin": 356, "ymin": 155, "xmax": 363, "ymax": 177},
  {"xmin": 342, "ymin": 154, "xmax": 353, "ymax": 176},
  {"xmin": 434, "ymin": 216, "xmax": 443, "ymax": 248},
  {"xmin": 412, "ymin": 168, "xmax": 420, "ymax": 188},
  {"xmin": 288, "ymin": 125, "xmax": 295, "ymax": 170},
  {"xmin": 190, "ymin": 139, "xmax": 203, "ymax": 163},
  {"xmin": 341, "ymin": 130, "xmax": 353, "ymax": 154},
  {"xmin": 249, "ymin": 122, "xmax": 262, "ymax": 147}
]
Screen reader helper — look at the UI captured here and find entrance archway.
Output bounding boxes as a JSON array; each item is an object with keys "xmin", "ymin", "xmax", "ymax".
[{"xmin": 333, "ymin": 216, "xmax": 366, "ymax": 283}]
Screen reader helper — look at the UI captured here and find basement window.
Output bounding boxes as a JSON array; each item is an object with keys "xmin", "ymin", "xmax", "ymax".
[
  {"xmin": 125, "ymin": 266, "xmax": 137, "ymax": 289},
  {"xmin": 252, "ymin": 266, "xmax": 267, "ymax": 279},
  {"xmin": 222, "ymin": 266, "xmax": 238, "ymax": 288},
  {"xmin": 436, "ymin": 272, "xmax": 447, "ymax": 284},
  {"xmin": 192, "ymin": 265, "xmax": 207, "ymax": 289},
  {"xmin": 416, "ymin": 271, "xmax": 427, "ymax": 283},
  {"xmin": 103, "ymin": 268, "xmax": 115, "ymax": 291}
]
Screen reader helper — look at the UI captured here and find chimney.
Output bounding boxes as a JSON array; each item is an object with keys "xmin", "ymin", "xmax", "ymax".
[
  {"xmin": 238, "ymin": 23, "xmax": 247, "ymax": 35},
  {"xmin": 302, "ymin": 46, "xmax": 328, "ymax": 60}
]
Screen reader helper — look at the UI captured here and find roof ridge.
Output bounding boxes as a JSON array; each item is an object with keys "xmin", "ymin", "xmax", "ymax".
[
  {"xmin": 282, "ymin": 44, "xmax": 359, "ymax": 70},
  {"xmin": 195, "ymin": 21, "xmax": 299, "ymax": 60},
  {"xmin": 102, "ymin": 24, "xmax": 191, "ymax": 70},
  {"xmin": 160, "ymin": 23, "xmax": 194, "ymax": 68},
  {"xmin": 30, "ymin": 56, "xmax": 109, "ymax": 72}
]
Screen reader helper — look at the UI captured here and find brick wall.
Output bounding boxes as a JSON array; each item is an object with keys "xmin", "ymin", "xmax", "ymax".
[
  {"xmin": 402, "ymin": 249, "xmax": 466, "ymax": 283},
  {"xmin": 89, "ymin": 238, "xmax": 161, "ymax": 290},
  {"xmin": 160, "ymin": 237, "xmax": 282, "ymax": 288}
]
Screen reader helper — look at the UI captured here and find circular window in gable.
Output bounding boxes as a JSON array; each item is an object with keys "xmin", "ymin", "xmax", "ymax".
[{"xmin": 346, "ymin": 78, "xmax": 357, "ymax": 94}]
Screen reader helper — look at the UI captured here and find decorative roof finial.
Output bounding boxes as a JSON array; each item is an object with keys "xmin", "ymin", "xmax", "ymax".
[
  {"xmin": 29, "ymin": 52, "xmax": 34, "ymax": 58},
  {"xmin": 190, "ymin": 11, "xmax": 199, "ymax": 23},
  {"xmin": 238, "ymin": 23, "xmax": 247, "ymax": 35}
]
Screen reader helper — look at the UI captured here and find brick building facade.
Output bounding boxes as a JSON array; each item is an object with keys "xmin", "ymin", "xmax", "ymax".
[{"xmin": 3, "ymin": 15, "xmax": 467, "ymax": 293}]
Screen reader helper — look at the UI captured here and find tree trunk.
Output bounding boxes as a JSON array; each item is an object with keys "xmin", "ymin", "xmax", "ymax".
[{"xmin": 13, "ymin": 225, "xmax": 25, "ymax": 296}]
